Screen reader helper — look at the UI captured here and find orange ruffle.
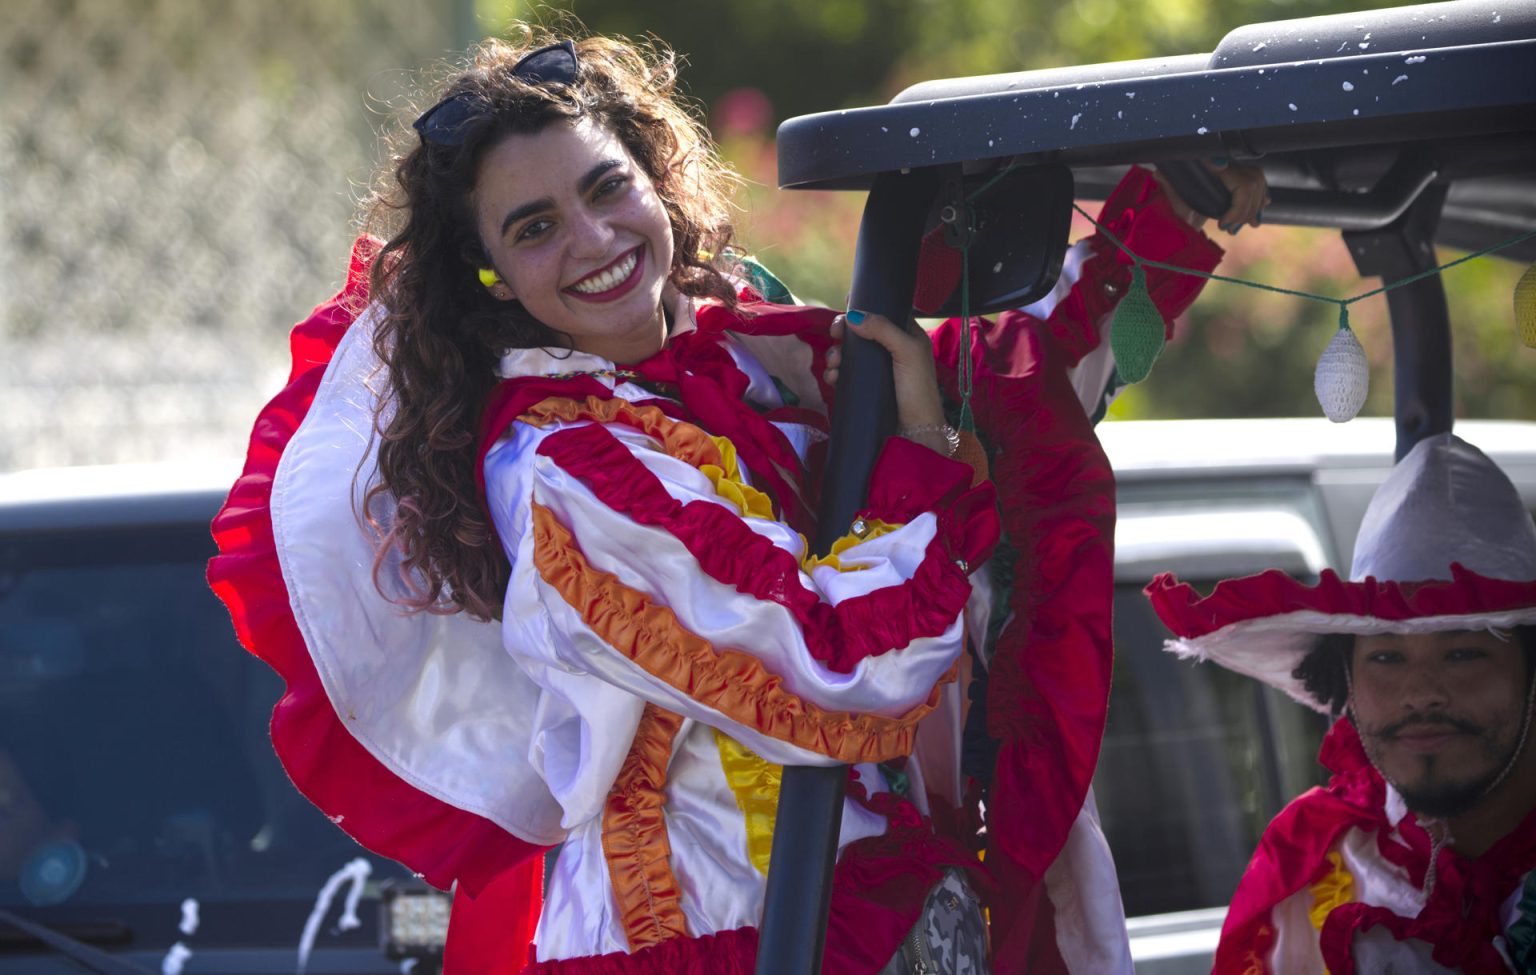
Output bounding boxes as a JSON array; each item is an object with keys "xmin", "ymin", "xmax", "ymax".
[
  {"xmin": 519, "ymin": 395, "xmax": 723, "ymax": 469},
  {"xmin": 531, "ymin": 504, "xmax": 949, "ymax": 764},
  {"xmin": 601, "ymin": 704, "xmax": 690, "ymax": 950}
]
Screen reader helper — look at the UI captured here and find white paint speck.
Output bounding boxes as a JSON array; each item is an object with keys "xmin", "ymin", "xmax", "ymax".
[
  {"xmin": 992, "ymin": 262, "xmax": 1003, "ymax": 273},
  {"xmin": 1359, "ymin": 42, "xmax": 1370, "ymax": 50},
  {"xmin": 1070, "ymin": 113, "xmax": 1081, "ymax": 129},
  {"xmin": 1353, "ymin": 109, "xmax": 1360, "ymax": 115},
  {"xmin": 298, "ymin": 859, "xmax": 372, "ymax": 975},
  {"xmin": 1406, "ymin": 55, "xmax": 1426, "ymax": 64},
  {"xmin": 328, "ymin": 814, "xmax": 344, "ymax": 825},
  {"xmin": 880, "ymin": 126, "xmax": 888, "ymax": 133},
  {"xmin": 1494, "ymin": 12, "xmax": 1502, "ymax": 22},
  {"xmin": 1342, "ymin": 81, "xmax": 1355, "ymax": 91},
  {"xmin": 1125, "ymin": 91, "xmax": 1136, "ymax": 99},
  {"xmin": 1288, "ymin": 103, "xmax": 1298, "ymax": 111},
  {"xmin": 179, "ymin": 899, "xmax": 200, "ymax": 937},
  {"xmin": 1117, "ymin": 110, "xmax": 1123, "ymax": 119},
  {"xmin": 909, "ymin": 127, "xmax": 920, "ymax": 138},
  {"xmin": 1197, "ymin": 126, "xmax": 1209, "ymax": 135},
  {"xmin": 162, "ymin": 943, "xmax": 193, "ymax": 975},
  {"xmin": 1393, "ymin": 74, "xmax": 1409, "ymax": 85},
  {"xmin": 1252, "ymin": 42, "xmax": 1267, "ymax": 51}
]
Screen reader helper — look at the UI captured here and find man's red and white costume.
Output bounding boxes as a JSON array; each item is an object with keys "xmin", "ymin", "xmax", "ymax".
[
  {"xmin": 208, "ymin": 167, "xmax": 1219, "ymax": 973},
  {"xmin": 1148, "ymin": 434, "xmax": 1536, "ymax": 974}
]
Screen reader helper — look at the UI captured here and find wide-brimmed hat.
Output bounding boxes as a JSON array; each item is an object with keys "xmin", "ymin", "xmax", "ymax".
[{"xmin": 1145, "ymin": 433, "xmax": 1536, "ymax": 712}]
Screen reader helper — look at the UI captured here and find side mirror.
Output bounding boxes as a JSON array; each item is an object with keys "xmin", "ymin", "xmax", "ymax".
[{"xmin": 918, "ymin": 163, "xmax": 1073, "ymax": 317}]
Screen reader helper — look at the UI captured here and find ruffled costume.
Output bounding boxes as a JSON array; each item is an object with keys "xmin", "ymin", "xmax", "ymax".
[
  {"xmin": 922, "ymin": 164, "xmax": 1222, "ymax": 973},
  {"xmin": 209, "ymin": 166, "xmax": 1220, "ymax": 973},
  {"xmin": 1147, "ymin": 432, "xmax": 1536, "ymax": 972},
  {"xmin": 1207, "ymin": 718, "xmax": 1536, "ymax": 974}
]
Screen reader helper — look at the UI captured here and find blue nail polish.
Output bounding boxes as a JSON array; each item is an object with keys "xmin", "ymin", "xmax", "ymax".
[
  {"xmin": 1210, "ymin": 155, "xmax": 1229, "ymax": 165},
  {"xmin": 846, "ymin": 309, "xmax": 867, "ymax": 325}
]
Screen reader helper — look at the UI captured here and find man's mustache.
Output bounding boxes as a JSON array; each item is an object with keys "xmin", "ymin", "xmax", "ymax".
[{"xmin": 1373, "ymin": 713, "xmax": 1484, "ymax": 739}]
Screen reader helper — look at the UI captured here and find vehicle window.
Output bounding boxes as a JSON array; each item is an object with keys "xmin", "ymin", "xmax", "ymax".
[
  {"xmin": 0, "ymin": 525, "xmax": 406, "ymax": 935},
  {"xmin": 1094, "ymin": 585, "xmax": 1328, "ymax": 918}
]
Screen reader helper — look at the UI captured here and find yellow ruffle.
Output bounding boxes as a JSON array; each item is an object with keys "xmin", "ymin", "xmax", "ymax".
[
  {"xmin": 802, "ymin": 518, "xmax": 901, "ymax": 573},
  {"xmin": 700, "ymin": 435, "xmax": 775, "ymax": 520},
  {"xmin": 1308, "ymin": 850, "xmax": 1355, "ymax": 932},
  {"xmin": 713, "ymin": 731, "xmax": 782, "ymax": 875}
]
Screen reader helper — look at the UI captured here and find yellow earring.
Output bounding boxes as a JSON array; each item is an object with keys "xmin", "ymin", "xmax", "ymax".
[{"xmin": 478, "ymin": 267, "xmax": 502, "ymax": 289}]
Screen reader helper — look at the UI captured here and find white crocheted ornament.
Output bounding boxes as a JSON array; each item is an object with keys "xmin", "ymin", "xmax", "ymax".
[{"xmin": 1314, "ymin": 325, "xmax": 1369, "ymax": 423}]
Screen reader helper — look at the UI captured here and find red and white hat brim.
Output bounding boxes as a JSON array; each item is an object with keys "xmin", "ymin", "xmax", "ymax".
[{"xmin": 1147, "ymin": 565, "xmax": 1536, "ymax": 712}]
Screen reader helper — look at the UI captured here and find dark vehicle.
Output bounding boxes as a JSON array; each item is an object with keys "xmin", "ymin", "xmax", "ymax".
[
  {"xmin": 2, "ymin": 419, "xmax": 1531, "ymax": 974},
  {"xmin": 0, "ymin": 464, "xmax": 435, "ymax": 975}
]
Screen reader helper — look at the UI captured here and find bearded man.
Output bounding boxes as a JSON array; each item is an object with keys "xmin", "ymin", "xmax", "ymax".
[{"xmin": 1145, "ymin": 433, "xmax": 1536, "ymax": 974}]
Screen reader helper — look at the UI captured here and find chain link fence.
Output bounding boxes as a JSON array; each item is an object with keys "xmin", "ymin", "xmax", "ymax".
[{"xmin": 1, "ymin": 0, "xmax": 470, "ymax": 472}]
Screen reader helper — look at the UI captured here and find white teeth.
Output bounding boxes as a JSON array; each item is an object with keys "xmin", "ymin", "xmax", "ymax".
[{"xmin": 572, "ymin": 251, "xmax": 638, "ymax": 294}]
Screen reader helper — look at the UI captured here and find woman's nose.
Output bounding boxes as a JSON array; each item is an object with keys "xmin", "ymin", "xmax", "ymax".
[{"xmin": 568, "ymin": 210, "xmax": 614, "ymax": 258}]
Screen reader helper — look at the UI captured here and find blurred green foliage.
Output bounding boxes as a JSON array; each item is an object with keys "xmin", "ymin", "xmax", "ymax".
[{"xmin": 483, "ymin": 0, "xmax": 1534, "ymax": 421}]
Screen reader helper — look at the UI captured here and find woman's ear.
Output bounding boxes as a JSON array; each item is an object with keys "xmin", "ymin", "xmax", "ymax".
[{"xmin": 477, "ymin": 265, "xmax": 516, "ymax": 302}]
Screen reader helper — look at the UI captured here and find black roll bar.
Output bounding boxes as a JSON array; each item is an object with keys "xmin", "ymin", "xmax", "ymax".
[
  {"xmin": 754, "ymin": 166, "xmax": 942, "ymax": 975},
  {"xmin": 1159, "ymin": 154, "xmax": 1440, "ymax": 231}
]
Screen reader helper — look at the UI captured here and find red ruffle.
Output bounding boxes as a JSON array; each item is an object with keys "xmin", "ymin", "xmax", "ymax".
[
  {"xmin": 206, "ymin": 236, "xmax": 548, "ymax": 914},
  {"xmin": 927, "ymin": 170, "xmax": 1222, "ymax": 970},
  {"xmin": 535, "ymin": 421, "xmax": 995, "ymax": 674},
  {"xmin": 1216, "ymin": 719, "xmax": 1536, "ymax": 974},
  {"xmin": 1147, "ymin": 564, "xmax": 1536, "ymax": 641},
  {"xmin": 932, "ymin": 308, "xmax": 1117, "ymax": 970}
]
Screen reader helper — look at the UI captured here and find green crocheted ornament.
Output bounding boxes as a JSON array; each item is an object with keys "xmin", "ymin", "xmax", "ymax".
[
  {"xmin": 1109, "ymin": 264, "xmax": 1165, "ymax": 384},
  {"xmin": 1516, "ymin": 261, "xmax": 1536, "ymax": 349}
]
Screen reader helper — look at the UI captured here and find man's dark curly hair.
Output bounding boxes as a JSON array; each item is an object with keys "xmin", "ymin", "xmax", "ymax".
[{"xmin": 1293, "ymin": 625, "xmax": 1536, "ymax": 717}]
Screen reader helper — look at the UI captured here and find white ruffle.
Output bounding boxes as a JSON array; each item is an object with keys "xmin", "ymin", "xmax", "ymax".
[{"xmin": 272, "ymin": 307, "xmax": 567, "ymax": 846}]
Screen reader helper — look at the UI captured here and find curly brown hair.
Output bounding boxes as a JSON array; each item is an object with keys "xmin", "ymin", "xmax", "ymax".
[{"xmin": 363, "ymin": 27, "xmax": 740, "ymax": 620}]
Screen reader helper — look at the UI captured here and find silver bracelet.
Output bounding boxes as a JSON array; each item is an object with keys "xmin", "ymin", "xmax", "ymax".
[{"xmin": 900, "ymin": 422, "xmax": 960, "ymax": 457}]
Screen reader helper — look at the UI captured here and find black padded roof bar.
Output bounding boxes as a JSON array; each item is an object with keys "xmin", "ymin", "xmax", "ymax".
[{"xmin": 777, "ymin": 1, "xmax": 1535, "ymax": 191}]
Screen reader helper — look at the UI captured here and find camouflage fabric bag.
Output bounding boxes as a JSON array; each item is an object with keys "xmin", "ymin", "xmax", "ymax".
[{"xmin": 878, "ymin": 869, "xmax": 989, "ymax": 975}]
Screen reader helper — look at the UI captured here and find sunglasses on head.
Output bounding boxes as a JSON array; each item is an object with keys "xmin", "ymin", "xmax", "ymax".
[{"xmin": 412, "ymin": 40, "xmax": 579, "ymax": 147}]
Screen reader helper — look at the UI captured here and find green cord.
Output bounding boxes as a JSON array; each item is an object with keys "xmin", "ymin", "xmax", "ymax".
[{"xmin": 1070, "ymin": 201, "xmax": 1536, "ymax": 315}]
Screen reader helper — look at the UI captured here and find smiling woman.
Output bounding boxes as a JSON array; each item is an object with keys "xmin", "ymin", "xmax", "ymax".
[
  {"xmin": 473, "ymin": 118, "xmax": 676, "ymax": 364},
  {"xmin": 208, "ymin": 25, "xmax": 1002, "ymax": 975}
]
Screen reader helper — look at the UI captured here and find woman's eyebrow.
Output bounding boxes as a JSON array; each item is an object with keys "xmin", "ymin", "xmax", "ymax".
[{"xmin": 499, "ymin": 159, "xmax": 627, "ymax": 238}]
